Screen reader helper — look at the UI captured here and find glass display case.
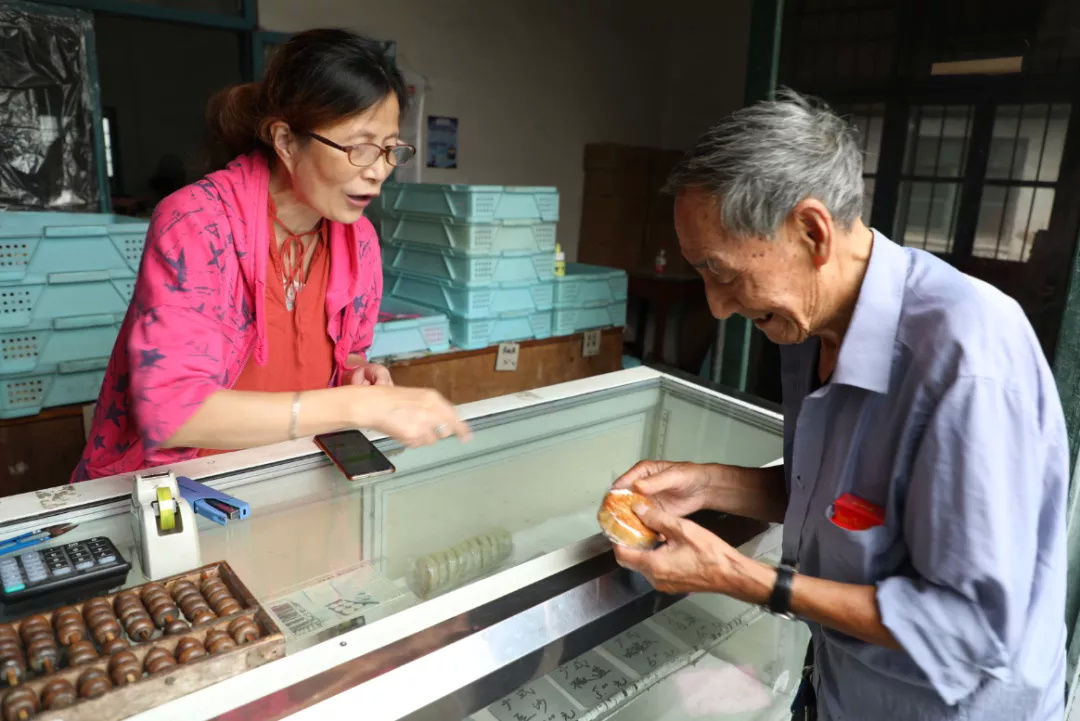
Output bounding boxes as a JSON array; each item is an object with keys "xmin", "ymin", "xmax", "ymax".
[{"xmin": 0, "ymin": 367, "xmax": 808, "ymax": 720}]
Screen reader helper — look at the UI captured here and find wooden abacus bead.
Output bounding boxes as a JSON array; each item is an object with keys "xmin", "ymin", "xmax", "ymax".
[
  {"xmin": 170, "ymin": 580, "xmax": 200, "ymax": 604},
  {"xmin": 100, "ymin": 637, "xmax": 129, "ymax": 655},
  {"xmin": 0, "ymin": 658, "xmax": 23, "ymax": 689},
  {"xmin": 203, "ymin": 629, "xmax": 237, "ymax": 655},
  {"xmin": 203, "ymin": 585, "xmax": 232, "ymax": 607},
  {"xmin": 143, "ymin": 647, "xmax": 176, "ymax": 674},
  {"xmin": 228, "ymin": 617, "xmax": 259, "ymax": 645},
  {"xmin": 51, "ymin": 609, "xmax": 86, "ymax": 646},
  {"xmin": 113, "ymin": 595, "xmax": 146, "ymax": 619},
  {"xmin": 190, "ymin": 608, "xmax": 216, "ymax": 626},
  {"xmin": 1, "ymin": 687, "xmax": 37, "ymax": 721},
  {"xmin": 40, "ymin": 678, "xmax": 76, "ymax": 710},
  {"xmin": 144, "ymin": 596, "xmax": 180, "ymax": 627},
  {"xmin": 77, "ymin": 667, "xmax": 111, "ymax": 699},
  {"xmin": 24, "ymin": 638, "xmax": 57, "ymax": 674},
  {"xmin": 214, "ymin": 597, "xmax": 243, "ymax": 617},
  {"xmin": 124, "ymin": 614, "xmax": 155, "ymax": 642},
  {"xmin": 140, "ymin": 583, "xmax": 168, "ymax": 602},
  {"xmin": 0, "ymin": 628, "xmax": 16, "ymax": 644},
  {"xmin": 200, "ymin": 578, "xmax": 229, "ymax": 599},
  {"xmin": 66, "ymin": 640, "xmax": 97, "ymax": 666},
  {"xmin": 174, "ymin": 637, "xmax": 206, "ymax": 665},
  {"xmin": 108, "ymin": 650, "xmax": 141, "ymax": 686},
  {"xmin": 90, "ymin": 618, "xmax": 122, "ymax": 645},
  {"xmin": 163, "ymin": 619, "xmax": 189, "ymax": 636},
  {"xmin": 16, "ymin": 618, "xmax": 49, "ymax": 646}
]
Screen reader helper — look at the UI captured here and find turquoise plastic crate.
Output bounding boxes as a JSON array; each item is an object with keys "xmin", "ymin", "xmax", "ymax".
[
  {"xmin": 0, "ymin": 315, "xmax": 122, "ymax": 375},
  {"xmin": 380, "ymin": 212, "xmax": 556, "ymax": 255},
  {"xmin": 385, "ymin": 271, "xmax": 553, "ymax": 319},
  {"xmin": 380, "ymin": 182, "xmax": 559, "ymax": 223},
  {"xmin": 368, "ymin": 298, "xmax": 451, "ymax": 359},
  {"xmin": 0, "ymin": 212, "xmax": 148, "ymax": 282},
  {"xmin": 552, "ymin": 263, "xmax": 628, "ymax": 309},
  {"xmin": 551, "ymin": 301, "xmax": 627, "ymax": 336},
  {"xmin": 0, "ymin": 360, "xmax": 108, "ymax": 419},
  {"xmin": 447, "ymin": 309, "xmax": 553, "ymax": 350},
  {"xmin": 0, "ymin": 276, "xmax": 135, "ymax": 329},
  {"xmin": 382, "ymin": 241, "xmax": 554, "ymax": 287}
]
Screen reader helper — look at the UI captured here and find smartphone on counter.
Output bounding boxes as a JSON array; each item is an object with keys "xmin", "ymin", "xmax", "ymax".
[{"xmin": 314, "ymin": 430, "xmax": 396, "ymax": 482}]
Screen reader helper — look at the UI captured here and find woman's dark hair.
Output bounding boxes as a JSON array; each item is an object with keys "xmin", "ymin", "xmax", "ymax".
[{"xmin": 204, "ymin": 28, "xmax": 408, "ymax": 170}]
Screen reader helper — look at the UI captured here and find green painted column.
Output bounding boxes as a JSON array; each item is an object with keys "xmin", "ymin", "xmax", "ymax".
[
  {"xmin": 1055, "ymin": 227, "xmax": 1080, "ymax": 700},
  {"xmin": 719, "ymin": 0, "xmax": 783, "ymax": 390}
]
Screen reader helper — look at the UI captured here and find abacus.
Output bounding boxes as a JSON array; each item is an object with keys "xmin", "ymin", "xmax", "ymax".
[{"xmin": 0, "ymin": 562, "xmax": 282, "ymax": 721}]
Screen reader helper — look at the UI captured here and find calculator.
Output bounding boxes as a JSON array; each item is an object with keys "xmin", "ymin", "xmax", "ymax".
[{"xmin": 0, "ymin": 537, "xmax": 131, "ymax": 619}]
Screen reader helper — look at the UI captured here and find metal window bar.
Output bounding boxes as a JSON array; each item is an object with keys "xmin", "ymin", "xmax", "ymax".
[
  {"xmin": 921, "ymin": 107, "xmax": 948, "ymax": 252},
  {"xmin": 1021, "ymin": 104, "xmax": 1056, "ymax": 260},
  {"xmin": 946, "ymin": 106, "xmax": 975, "ymax": 248},
  {"xmin": 995, "ymin": 102, "xmax": 1028, "ymax": 259}
]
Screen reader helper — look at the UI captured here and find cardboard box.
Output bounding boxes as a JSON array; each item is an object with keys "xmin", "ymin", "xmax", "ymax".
[
  {"xmin": 578, "ymin": 220, "xmax": 644, "ymax": 270},
  {"xmin": 581, "ymin": 194, "xmax": 649, "ymax": 227},
  {"xmin": 583, "ymin": 169, "xmax": 651, "ymax": 199},
  {"xmin": 584, "ymin": 143, "xmax": 651, "ymax": 172}
]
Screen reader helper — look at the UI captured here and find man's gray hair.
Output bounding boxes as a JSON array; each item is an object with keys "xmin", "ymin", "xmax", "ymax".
[{"xmin": 663, "ymin": 88, "xmax": 864, "ymax": 237}]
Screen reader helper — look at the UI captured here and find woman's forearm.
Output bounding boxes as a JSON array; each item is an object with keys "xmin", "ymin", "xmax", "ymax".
[{"xmin": 162, "ymin": 386, "xmax": 361, "ymax": 449}]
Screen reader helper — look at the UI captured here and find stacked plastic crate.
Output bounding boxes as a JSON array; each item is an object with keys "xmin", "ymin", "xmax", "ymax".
[
  {"xmin": 0, "ymin": 212, "xmax": 148, "ymax": 418},
  {"xmin": 551, "ymin": 263, "xmax": 628, "ymax": 336},
  {"xmin": 376, "ymin": 182, "xmax": 559, "ymax": 351}
]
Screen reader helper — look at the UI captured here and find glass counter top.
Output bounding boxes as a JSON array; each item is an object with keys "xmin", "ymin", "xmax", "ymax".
[{"xmin": 0, "ymin": 369, "xmax": 785, "ymax": 720}]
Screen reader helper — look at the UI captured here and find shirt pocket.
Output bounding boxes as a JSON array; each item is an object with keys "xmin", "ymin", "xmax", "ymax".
[{"xmin": 814, "ymin": 517, "xmax": 897, "ymax": 586}]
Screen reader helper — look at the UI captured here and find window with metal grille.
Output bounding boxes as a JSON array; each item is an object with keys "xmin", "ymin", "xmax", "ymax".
[
  {"xmin": 974, "ymin": 103, "xmax": 1071, "ymax": 261},
  {"xmin": 847, "ymin": 103, "xmax": 885, "ymax": 223},
  {"xmin": 894, "ymin": 105, "xmax": 976, "ymax": 254}
]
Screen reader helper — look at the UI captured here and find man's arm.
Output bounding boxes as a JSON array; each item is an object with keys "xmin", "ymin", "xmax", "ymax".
[{"xmin": 703, "ymin": 463, "xmax": 789, "ymax": 523}]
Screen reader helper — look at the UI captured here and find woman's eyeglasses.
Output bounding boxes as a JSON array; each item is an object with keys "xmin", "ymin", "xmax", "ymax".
[{"xmin": 307, "ymin": 132, "xmax": 417, "ymax": 168}]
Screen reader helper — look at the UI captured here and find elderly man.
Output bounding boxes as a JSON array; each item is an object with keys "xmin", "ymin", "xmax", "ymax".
[{"xmin": 613, "ymin": 90, "xmax": 1067, "ymax": 720}]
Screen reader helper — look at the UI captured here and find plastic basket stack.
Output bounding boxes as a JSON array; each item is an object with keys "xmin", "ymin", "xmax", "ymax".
[
  {"xmin": 0, "ymin": 212, "xmax": 148, "ymax": 418},
  {"xmin": 551, "ymin": 263, "xmax": 628, "ymax": 337},
  {"xmin": 376, "ymin": 182, "xmax": 560, "ymax": 351}
]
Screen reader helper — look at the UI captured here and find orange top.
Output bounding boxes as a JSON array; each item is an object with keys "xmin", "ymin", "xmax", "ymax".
[{"xmin": 197, "ymin": 200, "xmax": 335, "ymax": 456}]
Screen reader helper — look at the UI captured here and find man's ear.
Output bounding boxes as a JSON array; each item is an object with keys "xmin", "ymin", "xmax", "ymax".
[{"xmin": 791, "ymin": 198, "xmax": 834, "ymax": 268}]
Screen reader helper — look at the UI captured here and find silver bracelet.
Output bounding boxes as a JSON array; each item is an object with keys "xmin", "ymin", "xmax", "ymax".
[{"xmin": 289, "ymin": 392, "xmax": 302, "ymax": 440}]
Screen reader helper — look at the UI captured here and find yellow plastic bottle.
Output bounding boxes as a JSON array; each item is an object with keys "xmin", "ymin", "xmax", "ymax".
[{"xmin": 554, "ymin": 243, "xmax": 566, "ymax": 277}]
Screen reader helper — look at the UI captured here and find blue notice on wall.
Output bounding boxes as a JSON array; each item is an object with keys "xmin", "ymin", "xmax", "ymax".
[{"xmin": 427, "ymin": 115, "xmax": 458, "ymax": 168}]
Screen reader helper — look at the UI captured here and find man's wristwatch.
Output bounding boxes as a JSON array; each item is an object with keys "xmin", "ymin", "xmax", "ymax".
[{"xmin": 767, "ymin": 563, "xmax": 797, "ymax": 620}]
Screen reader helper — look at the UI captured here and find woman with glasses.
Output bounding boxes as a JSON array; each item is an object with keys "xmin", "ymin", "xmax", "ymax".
[{"xmin": 73, "ymin": 29, "xmax": 469, "ymax": 482}]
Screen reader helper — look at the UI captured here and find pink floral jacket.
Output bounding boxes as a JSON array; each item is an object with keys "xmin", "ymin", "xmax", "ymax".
[{"xmin": 73, "ymin": 153, "xmax": 382, "ymax": 481}]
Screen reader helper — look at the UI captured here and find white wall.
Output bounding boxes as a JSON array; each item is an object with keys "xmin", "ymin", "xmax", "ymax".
[{"xmin": 258, "ymin": 0, "xmax": 750, "ymax": 259}]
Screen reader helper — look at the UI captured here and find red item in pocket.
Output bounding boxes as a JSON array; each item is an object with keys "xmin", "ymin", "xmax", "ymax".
[{"xmin": 829, "ymin": 493, "xmax": 885, "ymax": 531}]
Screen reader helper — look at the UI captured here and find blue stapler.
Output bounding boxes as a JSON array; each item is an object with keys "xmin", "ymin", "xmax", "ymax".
[{"xmin": 177, "ymin": 477, "xmax": 250, "ymax": 526}]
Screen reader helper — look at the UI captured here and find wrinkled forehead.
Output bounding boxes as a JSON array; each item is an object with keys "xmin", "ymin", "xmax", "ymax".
[{"xmin": 674, "ymin": 189, "xmax": 737, "ymax": 254}]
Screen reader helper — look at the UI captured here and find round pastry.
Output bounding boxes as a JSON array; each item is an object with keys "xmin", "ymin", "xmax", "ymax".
[
  {"xmin": 77, "ymin": 667, "xmax": 112, "ymax": 698},
  {"xmin": 108, "ymin": 650, "xmax": 141, "ymax": 686},
  {"xmin": 1, "ymin": 687, "xmax": 37, "ymax": 721},
  {"xmin": 143, "ymin": 647, "xmax": 176, "ymax": 674},
  {"xmin": 40, "ymin": 678, "xmax": 76, "ymax": 710},
  {"xmin": 596, "ymin": 489, "xmax": 660, "ymax": 550}
]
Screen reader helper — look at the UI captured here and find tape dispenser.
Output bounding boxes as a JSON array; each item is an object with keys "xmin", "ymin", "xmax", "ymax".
[{"xmin": 131, "ymin": 470, "xmax": 201, "ymax": 579}]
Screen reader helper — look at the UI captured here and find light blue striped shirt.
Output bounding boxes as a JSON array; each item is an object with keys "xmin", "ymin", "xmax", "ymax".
[{"xmin": 780, "ymin": 231, "xmax": 1067, "ymax": 720}]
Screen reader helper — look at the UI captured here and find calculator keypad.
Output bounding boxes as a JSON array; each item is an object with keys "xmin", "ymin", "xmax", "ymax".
[{"xmin": 1, "ymin": 538, "xmax": 123, "ymax": 593}]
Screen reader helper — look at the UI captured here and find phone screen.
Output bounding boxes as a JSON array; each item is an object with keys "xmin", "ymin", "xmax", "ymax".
[{"xmin": 314, "ymin": 430, "xmax": 395, "ymax": 481}]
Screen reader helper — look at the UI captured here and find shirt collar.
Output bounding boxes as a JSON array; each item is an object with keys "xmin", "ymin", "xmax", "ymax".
[{"xmin": 830, "ymin": 229, "xmax": 907, "ymax": 394}]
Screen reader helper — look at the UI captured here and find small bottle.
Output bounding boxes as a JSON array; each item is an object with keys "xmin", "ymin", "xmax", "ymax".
[
  {"xmin": 554, "ymin": 243, "xmax": 566, "ymax": 277},
  {"xmin": 655, "ymin": 247, "xmax": 667, "ymax": 275}
]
